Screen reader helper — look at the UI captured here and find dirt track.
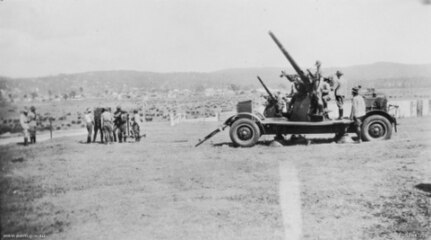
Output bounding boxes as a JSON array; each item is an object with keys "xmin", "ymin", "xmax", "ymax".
[{"xmin": 1, "ymin": 117, "xmax": 430, "ymax": 240}]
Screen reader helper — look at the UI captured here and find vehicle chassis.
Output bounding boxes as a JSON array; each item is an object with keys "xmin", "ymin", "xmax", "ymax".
[{"xmin": 196, "ymin": 106, "xmax": 396, "ymax": 147}]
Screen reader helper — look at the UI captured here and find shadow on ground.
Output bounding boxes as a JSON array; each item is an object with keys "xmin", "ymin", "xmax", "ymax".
[
  {"xmin": 415, "ymin": 183, "xmax": 431, "ymax": 195},
  {"xmin": 212, "ymin": 137, "xmax": 342, "ymax": 148}
]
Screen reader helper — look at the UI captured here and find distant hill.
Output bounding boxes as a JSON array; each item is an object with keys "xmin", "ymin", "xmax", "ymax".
[{"xmin": 1, "ymin": 62, "xmax": 431, "ymax": 95}]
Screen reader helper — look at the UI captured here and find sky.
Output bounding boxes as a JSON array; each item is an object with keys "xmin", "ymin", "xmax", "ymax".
[{"xmin": 0, "ymin": 0, "xmax": 430, "ymax": 77}]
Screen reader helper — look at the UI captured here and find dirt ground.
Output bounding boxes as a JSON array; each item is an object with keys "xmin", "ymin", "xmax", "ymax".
[{"xmin": 0, "ymin": 117, "xmax": 430, "ymax": 240}]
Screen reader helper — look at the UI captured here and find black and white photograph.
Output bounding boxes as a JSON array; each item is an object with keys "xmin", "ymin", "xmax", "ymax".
[{"xmin": 0, "ymin": 0, "xmax": 430, "ymax": 239}]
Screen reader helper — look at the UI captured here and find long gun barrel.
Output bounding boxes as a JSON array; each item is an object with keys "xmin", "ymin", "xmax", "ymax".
[
  {"xmin": 257, "ymin": 76, "xmax": 277, "ymax": 102},
  {"xmin": 268, "ymin": 31, "xmax": 310, "ymax": 87}
]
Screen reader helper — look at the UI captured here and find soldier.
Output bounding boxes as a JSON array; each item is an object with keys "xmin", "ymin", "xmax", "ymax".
[
  {"xmin": 333, "ymin": 70, "xmax": 347, "ymax": 119},
  {"xmin": 130, "ymin": 109, "xmax": 141, "ymax": 142},
  {"xmin": 101, "ymin": 108, "xmax": 114, "ymax": 144},
  {"xmin": 28, "ymin": 106, "xmax": 38, "ymax": 143},
  {"xmin": 84, "ymin": 108, "xmax": 94, "ymax": 143},
  {"xmin": 19, "ymin": 107, "xmax": 29, "ymax": 146},
  {"xmin": 117, "ymin": 110, "xmax": 129, "ymax": 143},
  {"xmin": 309, "ymin": 60, "xmax": 323, "ymax": 116},
  {"xmin": 350, "ymin": 87, "xmax": 366, "ymax": 143},
  {"xmin": 93, "ymin": 107, "xmax": 104, "ymax": 143},
  {"xmin": 112, "ymin": 105, "xmax": 122, "ymax": 142},
  {"xmin": 318, "ymin": 77, "xmax": 331, "ymax": 118}
]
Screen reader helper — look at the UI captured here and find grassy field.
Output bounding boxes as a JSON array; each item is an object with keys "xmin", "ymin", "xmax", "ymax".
[{"xmin": 0, "ymin": 117, "xmax": 430, "ymax": 240}]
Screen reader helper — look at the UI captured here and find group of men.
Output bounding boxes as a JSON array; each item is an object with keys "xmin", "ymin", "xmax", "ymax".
[
  {"xmin": 313, "ymin": 62, "xmax": 366, "ymax": 142},
  {"xmin": 19, "ymin": 106, "xmax": 38, "ymax": 146},
  {"xmin": 283, "ymin": 61, "xmax": 363, "ymax": 120},
  {"xmin": 84, "ymin": 106, "xmax": 143, "ymax": 144}
]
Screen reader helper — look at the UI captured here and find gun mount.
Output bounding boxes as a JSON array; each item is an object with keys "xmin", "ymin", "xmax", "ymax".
[{"xmin": 195, "ymin": 31, "xmax": 397, "ymax": 147}]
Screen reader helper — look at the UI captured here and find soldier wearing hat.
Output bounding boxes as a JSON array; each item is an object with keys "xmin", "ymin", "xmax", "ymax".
[
  {"xmin": 112, "ymin": 105, "xmax": 122, "ymax": 142},
  {"xmin": 350, "ymin": 86, "xmax": 366, "ymax": 143},
  {"xmin": 28, "ymin": 106, "xmax": 38, "ymax": 143},
  {"xmin": 333, "ymin": 70, "xmax": 347, "ymax": 119},
  {"xmin": 113, "ymin": 105, "xmax": 128, "ymax": 143},
  {"xmin": 84, "ymin": 108, "xmax": 94, "ymax": 143},
  {"xmin": 130, "ymin": 109, "xmax": 141, "ymax": 142},
  {"xmin": 19, "ymin": 107, "xmax": 30, "ymax": 146}
]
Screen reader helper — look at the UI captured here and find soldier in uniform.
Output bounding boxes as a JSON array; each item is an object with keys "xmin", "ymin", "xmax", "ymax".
[
  {"xmin": 19, "ymin": 107, "xmax": 29, "ymax": 146},
  {"xmin": 112, "ymin": 106, "xmax": 122, "ymax": 142},
  {"xmin": 84, "ymin": 108, "xmax": 94, "ymax": 143},
  {"xmin": 101, "ymin": 108, "xmax": 114, "ymax": 144},
  {"xmin": 318, "ymin": 77, "xmax": 331, "ymax": 118},
  {"xmin": 28, "ymin": 106, "xmax": 38, "ymax": 143},
  {"xmin": 130, "ymin": 109, "xmax": 141, "ymax": 142},
  {"xmin": 93, "ymin": 107, "xmax": 104, "ymax": 143},
  {"xmin": 333, "ymin": 70, "xmax": 347, "ymax": 119},
  {"xmin": 310, "ymin": 60, "xmax": 323, "ymax": 115},
  {"xmin": 117, "ymin": 110, "xmax": 129, "ymax": 143},
  {"xmin": 350, "ymin": 87, "xmax": 366, "ymax": 143}
]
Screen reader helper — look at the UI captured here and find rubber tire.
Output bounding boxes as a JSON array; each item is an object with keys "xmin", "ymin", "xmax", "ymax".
[
  {"xmin": 361, "ymin": 115, "xmax": 392, "ymax": 141},
  {"xmin": 229, "ymin": 118, "xmax": 261, "ymax": 147}
]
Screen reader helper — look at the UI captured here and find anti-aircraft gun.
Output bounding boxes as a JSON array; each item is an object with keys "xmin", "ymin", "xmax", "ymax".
[
  {"xmin": 195, "ymin": 31, "xmax": 397, "ymax": 147},
  {"xmin": 269, "ymin": 31, "xmax": 325, "ymax": 121}
]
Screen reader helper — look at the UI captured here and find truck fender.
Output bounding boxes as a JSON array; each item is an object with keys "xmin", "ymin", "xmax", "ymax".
[
  {"xmin": 224, "ymin": 113, "xmax": 265, "ymax": 133},
  {"xmin": 364, "ymin": 110, "xmax": 397, "ymax": 133}
]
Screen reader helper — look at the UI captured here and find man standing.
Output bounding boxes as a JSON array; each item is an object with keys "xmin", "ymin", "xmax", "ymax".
[
  {"xmin": 350, "ymin": 87, "xmax": 366, "ymax": 143},
  {"xmin": 19, "ymin": 107, "xmax": 29, "ymax": 146},
  {"xmin": 101, "ymin": 108, "xmax": 114, "ymax": 144},
  {"xmin": 112, "ymin": 105, "xmax": 122, "ymax": 142},
  {"xmin": 130, "ymin": 109, "xmax": 141, "ymax": 142},
  {"xmin": 28, "ymin": 106, "xmax": 38, "ymax": 144},
  {"xmin": 318, "ymin": 77, "xmax": 331, "ymax": 118},
  {"xmin": 117, "ymin": 110, "xmax": 129, "ymax": 143},
  {"xmin": 84, "ymin": 108, "xmax": 94, "ymax": 143},
  {"xmin": 333, "ymin": 70, "xmax": 347, "ymax": 119},
  {"xmin": 93, "ymin": 107, "xmax": 104, "ymax": 143}
]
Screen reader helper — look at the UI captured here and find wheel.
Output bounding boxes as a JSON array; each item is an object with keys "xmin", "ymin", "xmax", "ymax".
[
  {"xmin": 361, "ymin": 115, "xmax": 392, "ymax": 141},
  {"xmin": 229, "ymin": 118, "xmax": 261, "ymax": 147}
]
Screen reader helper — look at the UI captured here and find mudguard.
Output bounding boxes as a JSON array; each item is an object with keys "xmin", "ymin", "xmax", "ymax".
[
  {"xmin": 195, "ymin": 112, "xmax": 264, "ymax": 147},
  {"xmin": 224, "ymin": 112, "xmax": 264, "ymax": 125},
  {"xmin": 224, "ymin": 112, "xmax": 265, "ymax": 133},
  {"xmin": 364, "ymin": 110, "xmax": 397, "ymax": 133}
]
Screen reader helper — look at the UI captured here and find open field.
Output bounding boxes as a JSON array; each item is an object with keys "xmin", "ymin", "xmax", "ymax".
[{"xmin": 1, "ymin": 116, "xmax": 431, "ymax": 240}]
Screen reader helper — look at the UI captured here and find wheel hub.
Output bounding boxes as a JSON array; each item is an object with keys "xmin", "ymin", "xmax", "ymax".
[
  {"xmin": 368, "ymin": 123, "xmax": 386, "ymax": 138},
  {"xmin": 237, "ymin": 126, "xmax": 253, "ymax": 141}
]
